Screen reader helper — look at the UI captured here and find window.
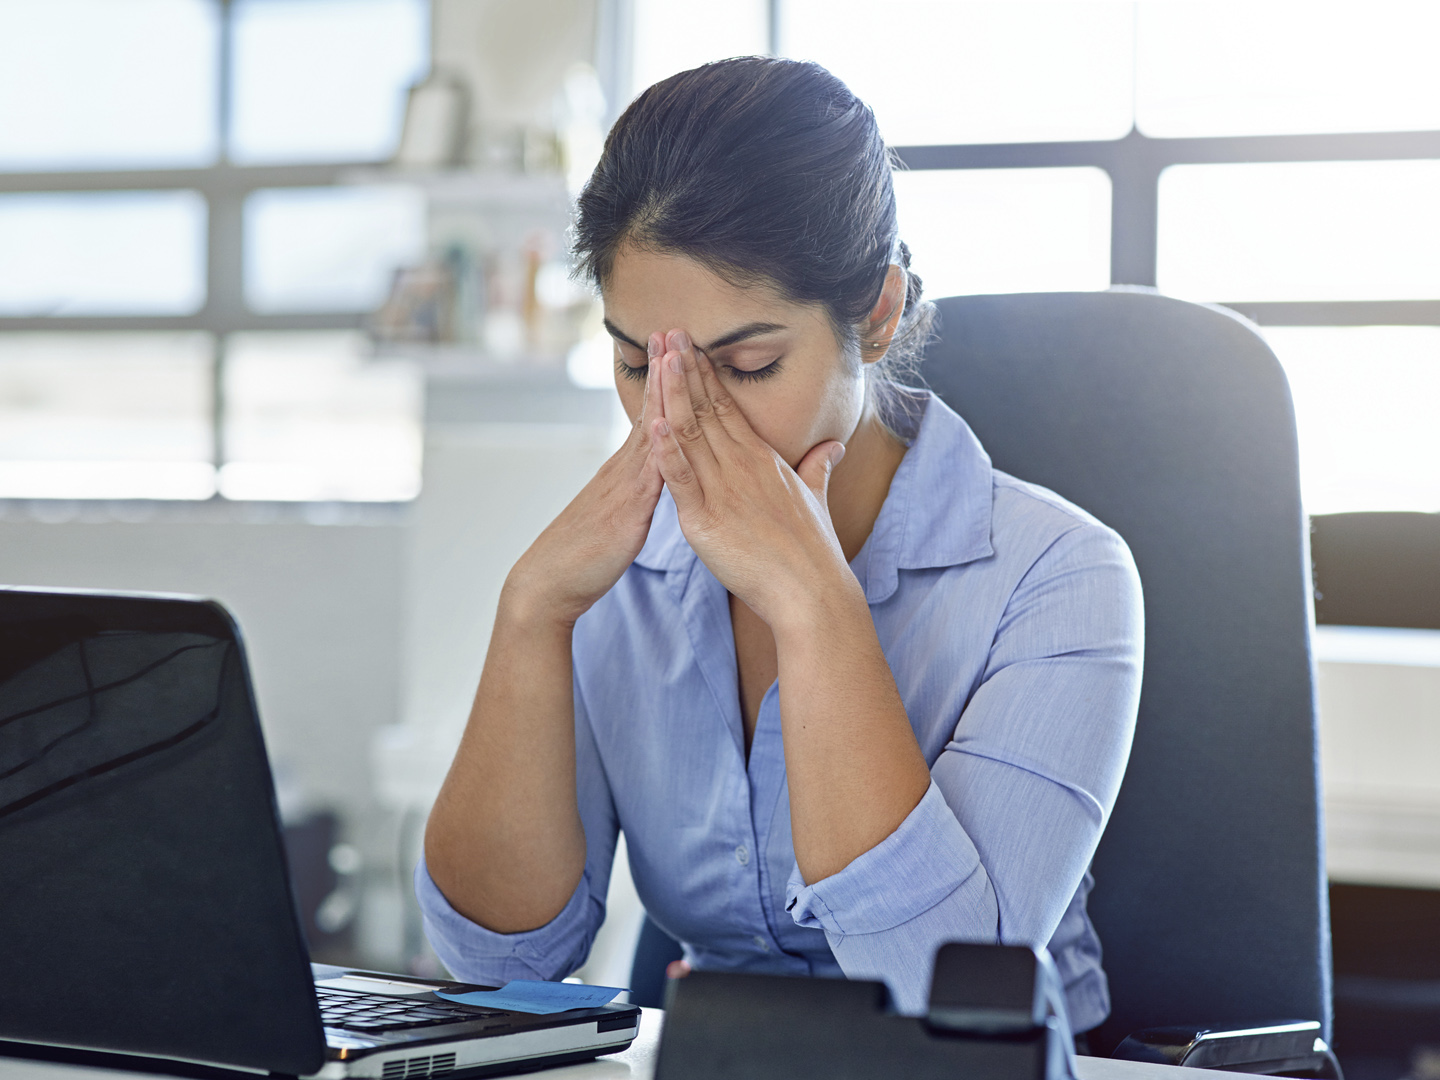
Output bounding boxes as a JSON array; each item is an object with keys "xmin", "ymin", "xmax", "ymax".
[
  {"xmin": 244, "ymin": 186, "xmax": 427, "ymax": 313},
  {"xmin": 782, "ymin": 0, "xmax": 1440, "ymax": 514},
  {"xmin": 894, "ymin": 167, "xmax": 1111, "ymax": 297},
  {"xmin": 1158, "ymin": 161, "xmax": 1440, "ymax": 304},
  {"xmin": 630, "ymin": 0, "xmax": 770, "ymax": 96},
  {"xmin": 1265, "ymin": 327, "xmax": 1440, "ymax": 515},
  {"xmin": 0, "ymin": 191, "xmax": 208, "ymax": 316},
  {"xmin": 0, "ymin": 0, "xmax": 219, "ymax": 170},
  {"xmin": 0, "ymin": 0, "xmax": 428, "ymax": 502},
  {"xmin": 0, "ymin": 333, "xmax": 215, "ymax": 500},
  {"xmin": 222, "ymin": 332, "xmax": 422, "ymax": 502},
  {"xmin": 229, "ymin": 0, "xmax": 428, "ymax": 164},
  {"xmin": 782, "ymin": 0, "xmax": 1133, "ymax": 146},
  {"xmin": 1136, "ymin": 2, "xmax": 1440, "ymax": 138}
]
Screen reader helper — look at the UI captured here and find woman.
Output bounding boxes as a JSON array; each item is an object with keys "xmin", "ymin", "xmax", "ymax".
[{"xmin": 419, "ymin": 57, "xmax": 1143, "ymax": 1034}]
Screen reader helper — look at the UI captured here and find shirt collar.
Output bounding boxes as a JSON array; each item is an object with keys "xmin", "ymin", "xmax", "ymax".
[
  {"xmin": 631, "ymin": 389, "xmax": 995, "ymax": 600},
  {"xmin": 852, "ymin": 388, "xmax": 994, "ymax": 603}
]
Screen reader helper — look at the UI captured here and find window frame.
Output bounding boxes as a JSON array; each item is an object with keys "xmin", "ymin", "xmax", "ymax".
[
  {"xmin": 0, "ymin": 0, "xmax": 415, "ymax": 477},
  {"xmin": 5, "ymin": 0, "xmax": 1440, "ymax": 499},
  {"xmin": 894, "ymin": 127, "xmax": 1440, "ymax": 327},
  {"xmin": 760, "ymin": 0, "xmax": 1440, "ymax": 326}
]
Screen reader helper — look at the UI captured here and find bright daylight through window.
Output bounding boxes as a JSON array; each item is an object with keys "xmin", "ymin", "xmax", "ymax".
[
  {"xmin": 785, "ymin": 0, "xmax": 1440, "ymax": 515},
  {"xmin": 0, "ymin": 0, "xmax": 427, "ymax": 503},
  {"xmin": 0, "ymin": 0, "xmax": 1437, "ymax": 512}
]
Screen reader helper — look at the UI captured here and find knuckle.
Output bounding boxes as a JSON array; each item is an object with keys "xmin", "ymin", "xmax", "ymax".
[{"xmin": 678, "ymin": 418, "xmax": 705, "ymax": 444}]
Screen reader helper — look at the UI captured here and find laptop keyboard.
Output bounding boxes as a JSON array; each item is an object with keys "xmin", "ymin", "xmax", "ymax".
[{"xmin": 318, "ymin": 987, "xmax": 506, "ymax": 1032}]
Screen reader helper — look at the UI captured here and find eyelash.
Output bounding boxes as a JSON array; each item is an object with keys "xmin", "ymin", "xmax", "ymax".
[{"xmin": 614, "ymin": 356, "xmax": 783, "ymax": 383}]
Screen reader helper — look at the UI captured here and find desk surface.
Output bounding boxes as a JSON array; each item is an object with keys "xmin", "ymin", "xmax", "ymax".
[{"xmin": 0, "ymin": 1009, "xmax": 1261, "ymax": 1080}]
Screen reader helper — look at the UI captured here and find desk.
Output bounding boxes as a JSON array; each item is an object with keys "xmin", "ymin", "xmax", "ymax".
[{"xmin": 0, "ymin": 1009, "xmax": 1267, "ymax": 1080}]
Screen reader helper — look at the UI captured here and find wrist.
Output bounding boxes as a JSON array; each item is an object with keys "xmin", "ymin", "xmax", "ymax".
[
  {"xmin": 499, "ymin": 567, "xmax": 583, "ymax": 634},
  {"xmin": 766, "ymin": 565, "xmax": 870, "ymax": 648}
]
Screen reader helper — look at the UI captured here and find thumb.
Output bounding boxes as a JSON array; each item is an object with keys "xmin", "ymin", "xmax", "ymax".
[{"xmin": 796, "ymin": 440, "xmax": 846, "ymax": 503}]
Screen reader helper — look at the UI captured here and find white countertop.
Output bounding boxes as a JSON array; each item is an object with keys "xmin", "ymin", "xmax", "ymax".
[{"xmin": 0, "ymin": 1008, "xmax": 1270, "ymax": 1080}]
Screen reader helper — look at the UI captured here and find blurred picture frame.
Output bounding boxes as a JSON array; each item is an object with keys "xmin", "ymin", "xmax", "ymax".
[{"xmin": 394, "ymin": 71, "xmax": 470, "ymax": 168}]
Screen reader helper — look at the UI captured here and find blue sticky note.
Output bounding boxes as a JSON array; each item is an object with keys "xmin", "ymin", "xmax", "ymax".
[{"xmin": 437, "ymin": 980, "xmax": 627, "ymax": 1015}]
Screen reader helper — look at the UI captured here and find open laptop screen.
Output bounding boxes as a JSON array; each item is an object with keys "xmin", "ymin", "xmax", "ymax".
[{"xmin": 0, "ymin": 587, "xmax": 327, "ymax": 1075}]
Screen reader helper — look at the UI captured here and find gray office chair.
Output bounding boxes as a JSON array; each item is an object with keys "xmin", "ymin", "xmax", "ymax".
[
  {"xmin": 920, "ymin": 289, "xmax": 1330, "ymax": 1061},
  {"xmin": 632, "ymin": 289, "xmax": 1333, "ymax": 1070}
]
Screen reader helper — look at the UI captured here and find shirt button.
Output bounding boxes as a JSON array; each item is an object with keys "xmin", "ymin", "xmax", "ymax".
[
  {"xmin": 752, "ymin": 935, "xmax": 769, "ymax": 952},
  {"xmin": 734, "ymin": 845, "xmax": 749, "ymax": 866}
]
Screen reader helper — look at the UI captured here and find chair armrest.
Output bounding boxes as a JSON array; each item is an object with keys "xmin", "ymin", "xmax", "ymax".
[{"xmin": 1112, "ymin": 1020, "xmax": 1341, "ymax": 1078}]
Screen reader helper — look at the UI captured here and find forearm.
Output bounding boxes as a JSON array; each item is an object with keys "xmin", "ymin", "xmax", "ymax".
[
  {"xmin": 424, "ymin": 579, "xmax": 588, "ymax": 934},
  {"xmin": 773, "ymin": 575, "xmax": 932, "ymax": 884}
]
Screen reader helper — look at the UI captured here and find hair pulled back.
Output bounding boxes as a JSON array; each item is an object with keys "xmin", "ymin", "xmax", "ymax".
[{"xmin": 573, "ymin": 57, "xmax": 933, "ymax": 404}]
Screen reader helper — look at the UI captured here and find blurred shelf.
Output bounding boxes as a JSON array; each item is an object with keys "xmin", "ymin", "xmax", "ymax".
[
  {"xmin": 373, "ymin": 341, "xmax": 571, "ymax": 377},
  {"xmin": 340, "ymin": 167, "xmax": 571, "ymax": 213},
  {"xmin": 371, "ymin": 343, "xmax": 613, "ymax": 426}
]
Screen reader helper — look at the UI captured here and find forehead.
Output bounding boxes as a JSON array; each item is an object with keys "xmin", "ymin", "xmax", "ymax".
[{"xmin": 602, "ymin": 244, "xmax": 826, "ymax": 342}]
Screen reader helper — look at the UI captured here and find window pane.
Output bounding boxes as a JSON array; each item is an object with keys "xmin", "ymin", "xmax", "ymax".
[
  {"xmin": 0, "ymin": 0, "xmax": 217, "ymax": 170},
  {"xmin": 894, "ymin": 168, "xmax": 1111, "ymax": 298},
  {"xmin": 1138, "ymin": 3, "xmax": 1440, "ymax": 138},
  {"xmin": 221, "ymin": 332, "xmax": 422, "ymax": 501},
  {"xmin": 781, "ymin": 1, "xmax": 1133, "ymax": 145},
  {"xmin": 245, "ymin": 186, "xmax": 425, "ymax": 312},
  {"xmin": 1157, "ymin": 161, "xmax": 1440, "ymax": 303},
  {"xmin": 0, "ymin": 192, "xmax": 207, "ymax": 316},
  {"xmin": 631, "ymin": 0, "xmax": 768, "ymax": 98},
  {"xmin": 0, "ymin": 334, "xmax": 215, "ymax": 500},
  {"xmin": 1264, "ymin": 327, "xmax": 1440, "ymax": 515},
  {"xmin": 230, "ymin": 0, "xmax": 429, "ymax": 164}
]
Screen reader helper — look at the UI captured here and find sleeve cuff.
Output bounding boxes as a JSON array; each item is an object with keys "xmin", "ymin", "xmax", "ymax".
[
  {"xmin": 784, "ymin": 781, "xmax": 984, "ymax": 936},
  {"xmin": 415, "ymin": 855, "xmax": 598, "ymax": 984}
]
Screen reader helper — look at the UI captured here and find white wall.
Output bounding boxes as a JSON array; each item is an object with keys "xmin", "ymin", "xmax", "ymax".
[
  {"xmin": 0, "ymin": 509, "xmax": 406, "ymax": 834},
  {"xmin": 1319, "ymin": 655, "xmax": 1440, "ymax": 887}
]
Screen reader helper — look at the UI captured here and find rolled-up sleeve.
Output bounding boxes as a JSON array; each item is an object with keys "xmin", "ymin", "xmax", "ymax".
[
  {"xmin": 785, "ymin": 521, "xmax": 1143, "ymax": 1017},
  {"xmin": 416, "ymin": 677, "xmax": 620, "ymax": 985}
]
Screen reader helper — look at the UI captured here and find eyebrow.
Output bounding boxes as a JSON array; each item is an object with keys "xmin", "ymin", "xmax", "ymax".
[{"xmin": 602, "ymin": 318, "xmax": 788, "ymax": 355}]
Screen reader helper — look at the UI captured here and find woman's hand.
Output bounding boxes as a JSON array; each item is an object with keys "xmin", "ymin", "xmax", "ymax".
[
  {"xmin": 648, "ymin": 329, "xmax": 859, "ymax": 630},
  {"xmin": 506, "ymin": 339, "xmax": 667, "ymax": 626}
]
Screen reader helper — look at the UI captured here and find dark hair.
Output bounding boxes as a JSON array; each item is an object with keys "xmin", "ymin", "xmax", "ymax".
[{"xmin": 573, "ymin": 57, "xmax": 933, "ymax": 415}]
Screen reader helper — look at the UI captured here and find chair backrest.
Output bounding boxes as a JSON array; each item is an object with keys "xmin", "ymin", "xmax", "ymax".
[{"xmin": 918, "ymin": 290, "xmax": 1330, "ymax": 1053}]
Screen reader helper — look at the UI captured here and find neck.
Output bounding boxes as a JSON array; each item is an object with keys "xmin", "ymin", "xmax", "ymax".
[{"xmin": 826, "ymin": 405, "xmax": 908, "ymax": 564}]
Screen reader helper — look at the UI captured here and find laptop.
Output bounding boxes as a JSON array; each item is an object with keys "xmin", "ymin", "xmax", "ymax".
[{"xmin": 0, "ymin": 585, "xmax": 640, "ymax": 1078}]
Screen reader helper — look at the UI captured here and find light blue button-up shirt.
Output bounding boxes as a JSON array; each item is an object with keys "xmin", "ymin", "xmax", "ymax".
[{"xmin": 417, "ymin": 390, "xmax": 1143, "ymax": 1032}]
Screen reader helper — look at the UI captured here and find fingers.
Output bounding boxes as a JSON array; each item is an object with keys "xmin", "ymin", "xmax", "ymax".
[
  {"xmin": 669, "ymin": 329, "xmax": 744, "ymax": 445},
  {"xmin": 659, "ymin": 332, "xmax": 719, "ymax": 476},
  {"xmin": 628, "ymin": 334, "xmax": 665, "ymax": 456},
  {"xmin": 650, "ymin": 416, "xmax": 705, "ymax": 516},
  {"xmin": 795, "ymin": 440, "xmax": 846, "ymax": 504},
  {"xmin": 687, "ymin": 341, "xmax": 750, "ymax": 439}
]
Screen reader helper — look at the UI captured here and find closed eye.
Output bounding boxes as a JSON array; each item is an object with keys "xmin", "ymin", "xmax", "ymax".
[
  {"xmin": 721, "ymin": 357, "xmax": 782, "ymax": 383},
  {"xmin": 615, "ymin": 357, "xmax": 648, "ymax": 383}
]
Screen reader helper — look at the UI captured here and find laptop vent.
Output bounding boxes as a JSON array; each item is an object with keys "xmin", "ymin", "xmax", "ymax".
[{"xmin": 381, "ymin": 1052, "xmax": 456, "ymax": 1079}]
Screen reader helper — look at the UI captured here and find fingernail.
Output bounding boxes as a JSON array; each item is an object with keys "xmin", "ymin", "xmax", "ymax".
[
  {"xmin": 668, "ymin": 351, "xmax": 682, "ymax": 373},
  {"xmin": 656, "ymin": 418, "xmax": 671, "ymax": 436},
  {"xmin": 670, "ymin": 329, "xmax": 690, "ymax": 352},
  {"xmin": 648, "ymin": 334, "xmax": 662, "ymax": 357},
  {"xmin": 831, "ymin": 443, "xmax": 847, "ymax": 466}
]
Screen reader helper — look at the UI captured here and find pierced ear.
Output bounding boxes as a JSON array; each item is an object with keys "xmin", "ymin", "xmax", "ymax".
[{"xmin": 862, "ymin": 264, "xmax": 907, "ymax": 363}]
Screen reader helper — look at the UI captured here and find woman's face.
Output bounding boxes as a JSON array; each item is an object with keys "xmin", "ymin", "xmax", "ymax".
[{"xmin": 602, "ymin": 245, "xmax": 867, "ymax": 470}]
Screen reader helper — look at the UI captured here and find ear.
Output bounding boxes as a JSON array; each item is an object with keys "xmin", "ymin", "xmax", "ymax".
[{"xmin": 861, "ymin": 264, "xmax": 907, "ymax": 364}]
